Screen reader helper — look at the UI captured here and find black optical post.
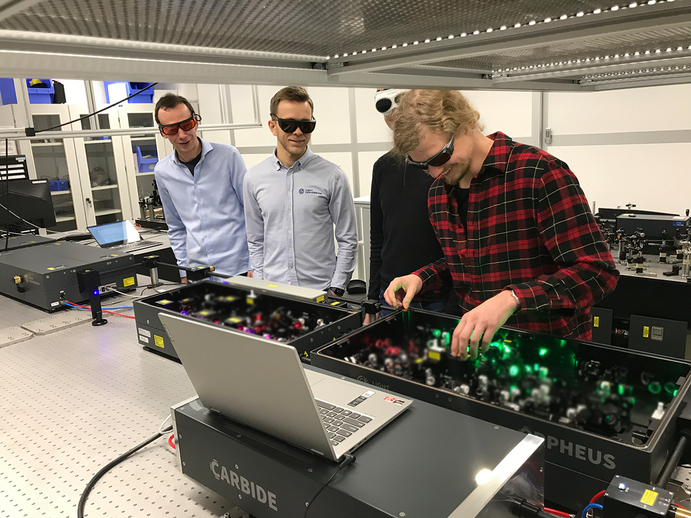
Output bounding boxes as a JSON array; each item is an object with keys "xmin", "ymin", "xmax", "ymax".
[{"xmin": 77, "ymin": 269, "xmax": 107, "ymax": 326}]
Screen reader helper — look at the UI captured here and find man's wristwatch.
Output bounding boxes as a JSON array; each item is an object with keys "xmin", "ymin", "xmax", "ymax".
[
  {"xmin": 331, "ymin": 287, "xmax": 345, "ymax": 297},
  {"xmin": 510, "ymin": 290, "xmax": 521, "ymax": 310}
]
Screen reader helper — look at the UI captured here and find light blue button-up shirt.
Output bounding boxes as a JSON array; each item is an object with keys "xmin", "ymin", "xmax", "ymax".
[
  {"xmin": 243, "ymin": 148, "xmax": 357, "ymax": 291},
  {"xmin": 154, "ymin": 138, "xmax": 251, "ymax": 276}
]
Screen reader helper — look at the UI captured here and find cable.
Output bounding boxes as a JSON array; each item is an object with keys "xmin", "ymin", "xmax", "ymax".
[
  {"xmin": 4, "ymin": 137, "xmax": 9, "ymax": 251},
  {"xmin": 158, "ymin": 414, "xmax": 171, "ymax": 435},
  {"xmin": 581, "ymin": 503, "xmax": 603, "ymax": 518},
  {"xmin": 656, "ymin": 431, "xmax": 691, "ymax": 488},
  {"xmin": 544, "ymin": 508, "xmax": 572, "ymax": 518},
  {"xmin": 63, "ymin": 300, "xmax": 136, "ymax": 319},
  {"xmin": 589, "ymin": 490, "xmax": 606, "ymax": 504},
  {"xmin": 303, "ymin": 454, "xmax": 356, "ymax": 518},
  {"xmin": 37, "ymin": 83, "xmax": 158, "ymax": 133},
  {"xmin": 77, "ymin": 425, "xmax": 172, "ymax": 518},
  {"xmin": 103, "ymin": 286, "xmax": 140, "ymax": 299}
]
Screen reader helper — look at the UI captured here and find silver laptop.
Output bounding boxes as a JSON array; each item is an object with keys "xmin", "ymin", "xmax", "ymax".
[
  {"xmin": 87, "ymin": 220, "xmax": 159, "ymax": 253},
  {"xmin": 159, "ymin": 313, "xmax": 412, "ymax": 462}
]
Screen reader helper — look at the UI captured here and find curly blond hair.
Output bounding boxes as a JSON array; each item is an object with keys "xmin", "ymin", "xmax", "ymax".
[{"xmin": 391, "ymin": 90, "xmax": 482, "ymax": 156}]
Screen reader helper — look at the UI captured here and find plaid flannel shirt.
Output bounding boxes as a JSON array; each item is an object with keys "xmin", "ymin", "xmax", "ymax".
[{"xmin": 414, "ymin": 132, "xmax": 619, "ymax": 340}]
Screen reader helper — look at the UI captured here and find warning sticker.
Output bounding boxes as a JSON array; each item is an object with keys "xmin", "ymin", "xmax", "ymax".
[
  {"xmin": 123, "ymin": 277, "xmax": 135, "ymax": 287},
  {"xmin": 643, "ymin": 326, "xmax": 650, "ymax": 338},
  {"xmin": 593, "ymin": 316, "xmax": 600, "ymax": 328},
  {"xmin": 154, "ymin": 335, "xmax": 164, "ymax": 348},
  {"xmin": 640, "ymin": 489, "xmax": 658, "ymax": 506}
]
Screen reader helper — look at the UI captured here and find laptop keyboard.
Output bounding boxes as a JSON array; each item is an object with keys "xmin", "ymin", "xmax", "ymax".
[
  {"xmin": 111, "ymin": 240, "xmax": 160, "ymax": 252},
  {"xmin": 316, "ymin": 400, "xmax": 373, "ymax": 447}
]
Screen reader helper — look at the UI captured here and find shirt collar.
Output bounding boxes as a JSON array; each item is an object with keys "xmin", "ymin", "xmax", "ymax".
[
  {"xmin": 273, "ymin": 147, "xmax": 314, "ymax": 171},
  {"xmin": 172, "ymin": 137, "xmax": 212, "ymax": 164},
  {"xmin": 479, "ymin": 131, "xmax": 514, "ymax": 175}
]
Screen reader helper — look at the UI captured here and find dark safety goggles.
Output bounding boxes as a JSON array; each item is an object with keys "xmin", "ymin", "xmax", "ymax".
[
  {"xmin": 271, "ymin": 116, "xmax": 317, "ymax": 134},
  {"xmin": 406, "ymin": 135, "xmax": 455, "ymax": 169},
  {"xmin": 159, "ymin": 114, "xmax": 201, "ymax": 136}
]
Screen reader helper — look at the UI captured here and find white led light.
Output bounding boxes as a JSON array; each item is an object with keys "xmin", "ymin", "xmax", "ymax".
[
  {"xmin": 629, "ymin": 2, "xmax": 637, "ymax": 7},
  {"xmin": 645, "ymin": 50, "xmax": 650, "ymax": 54},
  {"xmin": 352, "ymin": 51, "xmax": 357, "ymax": 55},
  {"xmin": 544, "ymin": 17, "xmax": 551, "ymax": 22},
  {"xmin": 624, "ymin": 52, "xmax": 629, "ymax": 56},
  {"xmin": 648, "ymin": 0, "xmax": 656, "ymax": 3},
  {"xmin": 372, "ymin": 48, "xmax": 376, "ymax": 52},
  {"xmin": 436, "ymin": 37, "xmax": 442, "ymax": 41},
  {"xmin": 611, "ymin": 5, "xmax": 620, "ymax": 10},
  {"xmin": 594, "ymin": 8, "xmax": 602, "ymax": 13},
  {"xmin": 586, "ymin": 57, "xmax": 591, "ymax": 61},
  {"xmin": 500, "ymin": 25, "xmax": 507, "ymax": 30},
  {"xmin": 529, "ymin": 20, "xmax": 536, "ymax": 25},
  {"xmin": 537, "ymin": 64, "xmax": 542, "ymax": 67},
  {"xmin": 576, "ymin": 11, "xmax": 584, "ymax": 16},
  {"xmin": 576, "ymin": 59, "xmax": 581, "ymax": 62},
  {"xmin": 473, "ymin": 30, "xmax": 480, "ymax": 34},
  {"xmin": 424, "ymin": 38, "xmax": 430, "ymax": 43},
  {"xmin": 688, "ymin": 45, "xmax": 691, "ymax": 49},
  {"xmin": 605, "ymin": 55, "xmax": 610, "ymax": 59},
  {"xmin": 514, "ymin": 22, "xmax": 521, "ymax": 28},
  {"xmin": 677, "ymin": 46, "xmax": 683, "ymax": 51},
  {"xmin": 568, "ymin": 60, "xmax": 572, "ymax": 64},
  {"xmin": 413, "ymin": 41, "xmax": 419, "ymax": 45},
  {"xmin": 343, "ymin": 53, "xmax": 348, "ymax": 57},
  {"xmin": 486, "ymin": 28, "xmax": 493, "ymax": 33},
  {"xmin": 560, "ymin": 14, "xmax": 568, "ymax": 19},
  {"xmin": 333, "ymin": 54, "xmax": 338, "ymax": 58},
  {"xmin": 392, "ymin": 44, "xmax": 397, "ymax": 48},
  {"xmin": 595, "ymin": 56, "xmax": 600, "ymax": 60},
  {"xmin": 529, "ymin": 65, "xmax": 534, "ymax": 68},
  {"xmin": 666, "ymin": 47, "xmax": 672, "ymax": 52},
  {"xmin": 326, "ymin": 56, "xmax": 330, "ymax": 60},
  {"xmin": 634, "ymin": 51, "xmax": 640, "ymax": 55},
  {"xmin": 513, "ymin": 67, "xmax": 518, "ymax": 70},
  {"xmin": 461, "ymin": 33, "xmax": 467, "ymax": 37},
  {"xmin": 448, "ymin": 35, "xmax": 454, "ymax": 39},
  {"xmin": 402, "ymin": 43, "xmax": 408, "ymax": 47},
  {"xmin": 476, "ymin": 469, "xmax": 493, "ymax": 485},
  {"xmin": 521, "ymin": 66, "xmax": 526, "ymax": 69},
  {"xmin": 362, "ymin": 50, "xmax": 367, "ymax": 53},
  {"xmin": 382, "ymin": 46, "xmax": 386, "ymax": 50},
  {"xmin": 655, "ymin": 49, "xmax": 661, "ymax": 53}
]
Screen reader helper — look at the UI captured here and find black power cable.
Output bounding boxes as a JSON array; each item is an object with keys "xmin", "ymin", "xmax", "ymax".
[
  {"xmin": 77, "ymin": 428, "xmax": 171, "ymax": 518},
  {"xmin": 4, "ymin": 137, "xmax": 9, "ymax": 251},
  {"xmin": 303, "ymin": 454, "xmax": 356, "ymax": 518},
  {"xmin": 656, "ymin": 430, "xmax": 691, "ymax": 488},
  {"xmin": 36, "ymin": 82, "xmax": 158, "ymax": 134}
]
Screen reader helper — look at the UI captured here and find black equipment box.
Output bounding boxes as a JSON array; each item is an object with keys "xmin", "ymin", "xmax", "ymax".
[
  {"xmin": 603, "ymin": 475, "xmax": 674, "ymax": 517},
  {"xmin": 1, "ymin": 234, "xmax": 54, "ymax": 250},
  {"xmin": 0, "ymin": 241, "xmax": 138, "ymax": 311},
  {"xmin": 311, "ymin": 309, "xmax": 691, "ymax": 512},
  {"xmin": 617, "ymin": 213, "xmax": 691, "ymax": 239},
  {"xmin": 133, "ymin": 280, "xmax": 361, "ymax": 361},
  {"xmin": 172, "ymin": 368, "xmax": 545, "ymax": 518}
]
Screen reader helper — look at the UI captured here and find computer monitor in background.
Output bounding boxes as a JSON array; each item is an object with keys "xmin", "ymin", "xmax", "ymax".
[{"xmin": 0, "ymin": 179, "xmax": 57, "ymax": 231}]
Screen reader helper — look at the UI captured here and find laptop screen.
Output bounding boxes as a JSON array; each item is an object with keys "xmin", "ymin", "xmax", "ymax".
[{"xmin": 87, "ymin": 220, "xmax": 141, "ymax": 247}]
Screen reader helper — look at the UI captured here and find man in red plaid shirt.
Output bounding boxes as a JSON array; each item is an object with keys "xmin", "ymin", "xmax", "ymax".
[{"xmin": 383, "ymin": 90, "xmax": 618, "ymax": 361}]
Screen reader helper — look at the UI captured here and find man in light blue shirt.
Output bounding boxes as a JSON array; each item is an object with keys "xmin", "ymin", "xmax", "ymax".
[
  {"xmin": 243, "ymin": 87, "xmax": 357, "ymax": 294},
  {"xmin": 154, "ymin": 93, "xmax": 250, "ymax": 279}
]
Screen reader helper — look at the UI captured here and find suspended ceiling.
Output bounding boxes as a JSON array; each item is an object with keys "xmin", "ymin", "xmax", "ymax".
[{"xmin": 0, "ymin": 0, "xmax": 691, "ymax": 91}]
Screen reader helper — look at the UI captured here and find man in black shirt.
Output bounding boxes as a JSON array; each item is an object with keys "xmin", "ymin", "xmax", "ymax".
[{"xmin": 367, "ymin": 89, "xmax": 448, "ymax": 320}]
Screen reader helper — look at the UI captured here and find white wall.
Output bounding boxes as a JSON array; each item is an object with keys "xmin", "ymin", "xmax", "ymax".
[{"xmin": 546, "ymin": 84, "xmax": 691, "ymax": 215}]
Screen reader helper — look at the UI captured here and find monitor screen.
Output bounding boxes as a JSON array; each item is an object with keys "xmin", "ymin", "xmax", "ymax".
[
  {"xmin": 0, "ymin": 179, "xmax": 56, "ymax": 231},
  {"xmin": 87, "ymin": 220, "xmax": 141, "ymax": 247}
]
